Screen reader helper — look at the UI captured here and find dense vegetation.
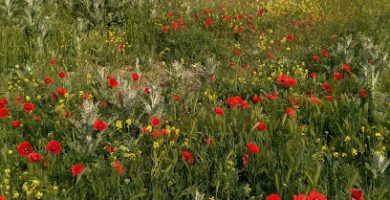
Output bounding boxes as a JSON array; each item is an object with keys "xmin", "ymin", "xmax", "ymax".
[{"xmin": 0, "ymin": 0, "xmax": 389, "ymax": 199}]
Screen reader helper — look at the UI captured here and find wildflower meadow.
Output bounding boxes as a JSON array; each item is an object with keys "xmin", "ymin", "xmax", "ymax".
[{"xmin": 0, "ymin": 0, "xmax": 389, "ymax": 199}]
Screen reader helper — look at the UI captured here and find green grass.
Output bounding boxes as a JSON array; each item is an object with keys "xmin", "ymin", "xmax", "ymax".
[{"xmin": 0, "ymin": 0, "xmax": 389, "ymax": 199}]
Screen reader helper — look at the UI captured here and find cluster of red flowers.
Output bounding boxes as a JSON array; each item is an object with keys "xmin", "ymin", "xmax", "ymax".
[
  {"xmin": 0, "ymin": 98, "xmax": 9, "ymax": 119},
  {"xmin": 264, "ymin": 188, "xmax": 364, "ymax": 199},
  {"xmin": 17, "ymin": 140, "xmax": 61, "ymax": 163},
  {"xmin": 277, "ymin": 74, "xmax": 298, "ymax": 87},
  {"xmin": 267, "ymin": 191, "xmax": 327, "ymax": 200},
  {"xmin": 162, "ymin": 12, "xmax": 186, "ymax": 33},
  {"xmin": 140, "ymin": 117, "xmax": 170, "ymax": 138},
  {"xmin": 226, "ymin": 96, "xmax": 249, "ymax": 108}
]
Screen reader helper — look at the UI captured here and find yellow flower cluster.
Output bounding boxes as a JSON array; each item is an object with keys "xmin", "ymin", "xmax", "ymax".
[{"xmin": 22, "ymin": 180, "xmax": 44, "ymax": 199}]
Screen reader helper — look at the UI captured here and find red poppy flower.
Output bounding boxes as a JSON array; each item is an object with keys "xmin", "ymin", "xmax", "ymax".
[
  {"xmin": 0, "ymin": 194, "xmax": 9, "ymax": 200},
  {"xmin": 234, "ymin": 49, "xmax": 241, "ymax": 56},
  {"xmin": 267, "ymin": 51, "xmax": 274, "ymax": 59},
  {"xmin": 226, "ymin": 96, "xmax": 243, "ymax": 108},
  {"xmin": 57, "ymin": 71, "xmax": 66, "ymax": 78},
  {"xmin": 152, "ymin": 130, "xmax": 162, "ymax": 138},
  {"xmin": 255, "ymin": 121, "xmax": 267, "ymax": 131},
  {"xmin": 307, "ymin": 191, "xmax": 327, "ymax": 200},
  {"xmin": 118, "ymin": 44, "xmax": 126, "ymax": 51},
  {"xmin": 286, "ymin": 107, "xmax": 296, "ymax": 118},
  {"xmin": 252, "ymin": 95, "xmax": 261, "ymax": 103},
  {"xmin": 166, "ymin": 11, "xmax": 174, "ymax": 18},
  {"xmin": 310, "ymin": 73, "xmax": 318, "ymax": 79},
  {"xmin": 287, "ymin": 34, "xmax": 294, "ymax": 42},
  {"xmin": 321, "ymin": 50, "xmax": 330, "ymax": 57},
  {"xmin": 112, "ymin": 161, "xmax": 125, "ymax": 174},
  {"xmin": 46, "ymin": 140, "xmax": 62, "ymax": 154},
  {"xmin": 49, "ymin": 59, "xmax": 56, "ymax": 65},
  {"xmin": 266, "ymin": 194, "xmax": 281, "ymax": 200},
  {"xmin": 17, "ymin": 141, "xmax": 34, "ymax": 156},
  {"xmin": 11, "ymin": 120, "xmax": 21, "ymax": 128},
  {"xmin": 277, "ymin": 74, "xmax": 288, "ymax": 85},
  {"xmin": 149, "ymin": 117, "xmax": 161, "ymax": 127},
  {"xmin": 171, "ymin": 21, "xmax": 179, "ymax": 31},
  {"xmin": 277, "ymin": 74, "xmax": 297, "ymax": 87},
  {"xmin": 182, "ymin": 150, "xmax": 194, "ymax": 164},
  {"xmin": 131, "ymin": 73, "xmax": 139, "ymax": 81},
  {"xmin": 144, "ymin": 86, "xmax": 150, "ymax": 94},
  {"xmin": 108, "ymin": 77, "xmax": 118, "ymax": 88},
  {"xmin": 0, "ymin": 98, "xmax": 8, "ymax": 107},
  {"xmin": 342, "ymin": 64, "xmax": 350, "ymax": 72},
  {"xmin": 247, "ymin": 143, "xmax": 260, "ymax": 154},
  {"xmin": 333, "ymin": 72, "xmax": 343, "ymax": 80},
  {"xmin": 284, "ymin": 77, "xmax": 297, "ymax": 87},
  {"xmin": 172, "ymin": 95, "xmax": 181, "ymax": 102},
  {"xmin": 106, "ymin": 146, "xmax": 114, "ymax": 153},
  {"xmin": 177, "ymin": 19, "xmax": 184, "ymax": 25},
  {"xmin": 324, "ymin": 95, "xmax": 333, "ymax": 101},
  {"xmin": 161, "ymin": 26, "xmax": 169, "ymax": 33},
  {"xmin": 57, "ymin": 87, "xmax": 67, "ymax": 96},
  {"xmin": 241, "ymin": 100, "xmax": 249, "ymax": 108},
  {"xmin": 312, "ymin": 55, "xmax": 319, "ymax": 61},
  {"xmin": 0, "ymin": 107, "xmax": 10, "ymax": 119},
  {"xmin": 266, "ymin": 93, "xmax": 278, "ymax": 101},
  {"xmin": 350, "ymin": 188, "xmax": 363, "ymax": 200},
  {"xmin": 27, "ymin": 152, "xmax": 42, "ymax": 162},
  {"xmin": 71, "ymin": 163, "xmax": 85, "ymax": 176},
  {"xmin": 44, "ymin": 76, "xmax": 53, "ymax": 84},
  {"xmin": 23, "ymin": 102, "xmax": 35, "ymax": 113},
  {"xmin": 294, "ymin": 194, "xmax": 307, "ymax": 200},
  {"xmin": 214, "ymin": 107, "xmax": 224, "ymax": 116},
  {"xmin": 322, "ymin": 82, "xmax": 332, "ymax": 90},
  {"xmin": 63, "ymin": 111, "xmax": 70, "ymax": 118},
  {"xmin": 358, "ymin": 89, "xmax": 368, "ymax": 98},
  {"xmin": 93, "ymin": 119, "xmax": 108, "ymax": 131}
]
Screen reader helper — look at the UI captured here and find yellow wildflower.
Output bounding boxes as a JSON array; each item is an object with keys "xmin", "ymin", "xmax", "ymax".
[
  {"xmin": 352, "ymin": 148, "xmax": 358, "ymax": 156},
  {"xmin": 31, "ymin": 180, "xmax": 40, "ymax": 187},
  {"xmin": 35, "ymin": 191, "xmax": 43, "ymax": 199},
  {"xmin": 13, "ymin": 192, "xmax": 20, "ymax": 198},
  {"xmin": 116, "ymin": 120, "xmax": 123, "ymax": 130},
  {"xmin": 374, "ymin": 132, "xmax": 384, "ymax": 140},
  {"xmin": 146, "ymin": 125, "xmax": 153, "ymax": 132},
  {"xmin": 126, "ymin": 118, "xmax": 132, "ymax": 127},
  {"xmin": 22, "ymin": 182, "xmax": 29, "ymax": 191},
  {"xmin": 153, "ymin": 142, "xmax": 160, "ymax": 149}
]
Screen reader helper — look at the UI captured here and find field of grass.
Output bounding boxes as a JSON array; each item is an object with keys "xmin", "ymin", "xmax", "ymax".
[{"xmin": 0, "ymin": 0, "xmax": 389, "ymax": 199}]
